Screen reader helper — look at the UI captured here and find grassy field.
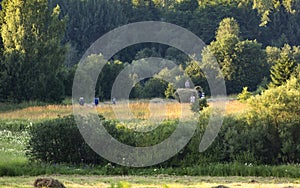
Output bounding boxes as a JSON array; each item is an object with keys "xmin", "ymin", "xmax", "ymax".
[
  {"xmin": 0, "ymin": 175, "xmax": 299, "ymax": 188},
  {"xmin": 3, "ymin": 99, "xmax": 299, "ymax": 187},
  {"xmin": 0, "ymin": 100, "xmax": 248, "ymax": 121}
]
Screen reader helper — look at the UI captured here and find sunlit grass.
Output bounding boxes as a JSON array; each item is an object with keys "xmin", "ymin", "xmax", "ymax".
[
  {"xmin": 0, "ymin": 175, "xmax": 299, "ymax": 188},
  {"xmin": 97, "ymin": 101, "xmax": 194, "ymax": 120},
  {"xmin": 0, "ymin": 100, "xmax": 248, "ymax": 121},
  {"xmin": 0, "ymin": 105, "xmax": 72, "ymax": 121},
  {"xmin": 225, "ymin": 100, "xmax": 249, "ymax": 115}
]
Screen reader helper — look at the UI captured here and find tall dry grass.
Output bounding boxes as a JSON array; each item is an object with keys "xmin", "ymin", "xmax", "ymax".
[{"xmin": 0, "ymin": 100, "xmax": 247, "ymax": 121}]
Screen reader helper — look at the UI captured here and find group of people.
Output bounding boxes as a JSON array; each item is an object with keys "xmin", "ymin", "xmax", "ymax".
[
  {"xmin": 78, "ymin": 80, "xmax": 204, "ymax": 105},
  {"xmin": 190, "ymin": 92, "xmax": 205, "ymax": 103},
  {"xmin": 78, "ymin": 97, "xmax": 116, "ymax": 106},
  {"xmin": 185, "ymin": 80, "xmax": 205, "ymax": 103}
]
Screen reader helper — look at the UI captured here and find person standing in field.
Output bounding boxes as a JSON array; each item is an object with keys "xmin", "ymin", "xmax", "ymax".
[
  {"xmin": 190, "ymin": 95, "xmax": 196, "ymax": 103},
  {"xmin": 185, "ymin": 80, "xmax": 190, "ymax": 88},
  {"xmin": 112, "ymin": 97, "xmax": 116, "ymax": 105},
  {"xmin": 79, "ymin": 97, "xmax": 84, "ymax": 106}
]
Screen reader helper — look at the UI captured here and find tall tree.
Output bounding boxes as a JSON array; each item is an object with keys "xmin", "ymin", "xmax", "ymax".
[
  {"xmin": 49, "ymin": 0, "xmax": 128, "ymax": 66},
  {"xmin": 269, "ymin": 44, "xmax": 299, "ymax": 87},
  {"xmin": 1, "ymin": 0, "xmax": 66, "ymax": 102},
  {"xmin": 201, "ymin": 17, "xmax": 268, "ymax": 93}
]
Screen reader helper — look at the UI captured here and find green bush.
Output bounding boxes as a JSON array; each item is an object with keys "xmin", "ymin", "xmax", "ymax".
[
  {"xmin": 191, "ymin": 98, "xmax": 208, "ymax": 112},
  {"xmin": 26, "ymin": 115, "xmax": 105, "ymax": 164},
  {"xmin": 237, "ymin": 87, "xmax": 252, "ymax": 101},
  {"xmin": 0, "ymin": 120, "xmax": 30, "ymax": 132},
  {"xmin": 27, "ymin": 112, "xmax": 300, "ymax": 166},
  {"xmin": 26, "ymin": 115, "xmax": 178, "ymax": 165}
]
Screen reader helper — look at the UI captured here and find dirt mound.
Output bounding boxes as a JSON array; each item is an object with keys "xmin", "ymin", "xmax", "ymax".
[{"xmin": 34, "ymin": 177, "xmax": 66, "ymax": 188}]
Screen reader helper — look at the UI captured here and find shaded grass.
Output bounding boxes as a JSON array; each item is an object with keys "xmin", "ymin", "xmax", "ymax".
[{"xmin": 0, "ymin": 161, "xmax": 300, "ymax": 178}]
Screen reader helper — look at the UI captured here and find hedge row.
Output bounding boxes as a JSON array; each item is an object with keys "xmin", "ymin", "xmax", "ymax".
[{"xmin": 26, "ymin": 110, "xmax": 300, "ymax": 166}]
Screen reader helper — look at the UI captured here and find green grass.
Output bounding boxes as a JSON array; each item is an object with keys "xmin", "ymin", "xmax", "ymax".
[
  {"xmin": 0, "ymin": 100, "xmax": 299, "ymax": 188},
  {"xmin": 0, "ymin": 175, "xmax": 299, "ymax": 188}
]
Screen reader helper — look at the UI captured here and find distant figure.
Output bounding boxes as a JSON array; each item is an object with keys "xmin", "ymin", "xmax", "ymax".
[
  {"xmin": 185, "ymin": 80, "xmax": 190, "ymax": 88},
  {"xmin": 201, "ymin": 92, "xmax": 205, "ymax": 99},
  {"xmin": 94, "ymin": 98, "xmax": 99, "ymax": 106},
  {"xmin": 112, "ymin": 97, "xmax": 116, "ymax": 105},
  {"xmin": 198, "ymin": 91, "xmax": 202, "ymax": 98},
  {"xmin": 79, "ymin": 97, "xmax": 84, "ymax": 106},
  {"xmin": 190, "ymin": 95, "xmax": 196, "ymax": 103}
]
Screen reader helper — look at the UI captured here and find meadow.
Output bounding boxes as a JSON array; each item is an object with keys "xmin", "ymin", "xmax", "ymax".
[
  {"xmin": 1, "ymin": 100, "xmax": 299, "ymax": 187},
  {"xmin": 0, "ymin": 99, "xmax": 247, "ymax": 121}
]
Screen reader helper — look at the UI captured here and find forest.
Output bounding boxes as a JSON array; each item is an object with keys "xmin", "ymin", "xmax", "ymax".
[{"xmin": 0, "ymin": 0, "xmax": 299, "ymax": 102}]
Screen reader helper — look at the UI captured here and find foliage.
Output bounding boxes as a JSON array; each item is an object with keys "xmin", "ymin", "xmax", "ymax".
[
  {"xmin": 26, "ymin": 115, "xmax": 106, "ymax": 164},
  {"xmin": 164, "ymin": 83, "xmax": 175, "ymax": 99},
  {"xmin": 0, "ymin": 0, "xmax": 66, "ymax": 102},
  {"xmin": 237, "ymin": 87, "xmax": 252, "ymax": 101},
  {"xmin": 247, "ymin": 73, "xmax": 300, "ymax": 163},
  {"xmin": 110, "ymin": 181, "xmax": 132, "ymax": 188},
  {"xmin": 0, "ymin": 119, "xmax": 30, "ymax": 132},
  {"xmin": 269, "ymin": 44, "xmax": 300, "ymax": 87},
  {"xmin": 253, "ymin": 0, "xmax": 300, "ymax": 26},
  {"xmin": 48, "ymin": 0, "xmax": 127, "ymax": 66},
  {"xmin": 202, "ymin": 17, "xmax": 268, "ymax": 94},
  {"xmin": 1, "ymin": 0, "xmax": 300, "ymax": 100},
  {"xmin": 26, "ymin": 114, "xmax": 178, "ymax": 164},
  {"xmin": 191, "ymin": 98, "xmax": 208, "ymax": 112},
  {"xmin": 143, "ymin": 78, "xmax": 168, "ymax": 98}
]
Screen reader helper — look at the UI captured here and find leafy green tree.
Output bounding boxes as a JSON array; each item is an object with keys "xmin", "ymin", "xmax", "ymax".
[
  {"xmin": 231, "ymin": 39, "xmax": 268, "ymax": 91},
  {"xmin": 174, "ymin": 0, "xmax": 199, "ymax": 12},
  {"xmin": 134, "ymin": 47, "xmax": 161, "ymax": 60},
  {"xmin": 202, "ymin": 17, "xmax": 268, "ymax": 93},
  {"xmin": 1, "ymin": 0, "xmax": 66, "ymax": 101},
  {"xmin": 97, "ymin": 60, "xmax": 125, "ymax": 100},
  {"xmin": 248, "ymin": 68, "xmax": 300, "ymax": 136},
  {"xmin": 238, "ymin": 87, "xmax": 252, "ymax": 101},
  {"xmin": 143, "ymin": 78, "xmax": 168, "ymax": 98},
  {"xmin": 165, "ymin": 82, "xmax": 175, "ymax": 99},
  {"xmin": 49, "ymin": 0, "xmax": 128, "ymax": 65}
]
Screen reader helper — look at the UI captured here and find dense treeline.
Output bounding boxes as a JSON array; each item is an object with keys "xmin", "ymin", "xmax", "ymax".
[{"xmin": 0, "ymin": 0, "xmax": 300, "ymax": 101}]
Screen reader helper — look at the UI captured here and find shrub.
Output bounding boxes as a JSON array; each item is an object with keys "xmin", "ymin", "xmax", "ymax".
[
  {"xmin": 237, "ymin": 87, "xmax": 252, "ymax": 101},
  {"xmin": 191, "ymin": 98, "xmax": 208, "ymax": 112},
  {"xmin": 26, "ymin": 115, "xmax": 178, "ymax": 165},
  {"xmin": 0, "ymin": 120, "xmax": 30, "ymax": 132},
  {"xmin": 26, "ymin": 115, "xmax": 105, "ymax": 164}
]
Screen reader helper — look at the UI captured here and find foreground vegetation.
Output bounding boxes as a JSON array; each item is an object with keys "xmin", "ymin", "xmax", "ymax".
[
  {"xmin": 0, "ymin": 175, "xmax": 299, "ymax": 188},
  {"xmin": 0, "ymin": 70, "xmax": 298, "ymax": 188}
]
